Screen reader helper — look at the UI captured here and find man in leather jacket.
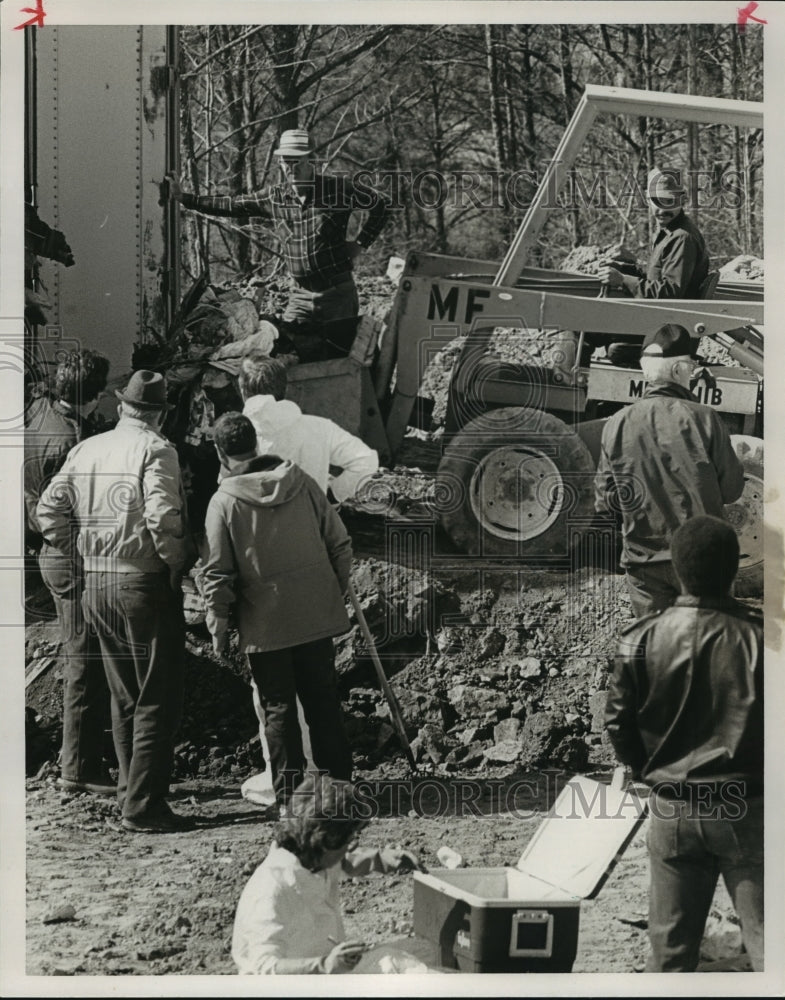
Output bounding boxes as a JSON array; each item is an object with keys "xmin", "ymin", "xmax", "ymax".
[{"xmin": 605, "ymin": 515, "xmax": 763, "ymax": 971}]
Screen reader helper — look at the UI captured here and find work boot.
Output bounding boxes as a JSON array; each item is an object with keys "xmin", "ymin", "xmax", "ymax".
[
  {"xmin": 58, "ymin": 774, "xmax": 117, "ymax": 797},
  {"xmin": 122, "ymin": 804, "xmax": 194, "ymax": 834}
]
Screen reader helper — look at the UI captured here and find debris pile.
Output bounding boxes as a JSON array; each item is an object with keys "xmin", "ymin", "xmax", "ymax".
[
  {"xmin": 25, "ymin": 561, "xmax": 627, "ymax": 782},
  {"xmin": 719, "ymin": 254, "xmax": 764, "ymax": 282}
]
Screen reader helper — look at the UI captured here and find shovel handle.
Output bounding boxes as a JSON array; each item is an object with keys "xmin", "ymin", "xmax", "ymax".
[{"xmin": 347, "ymin": 581, "xmax": 418, "ymax": 775}]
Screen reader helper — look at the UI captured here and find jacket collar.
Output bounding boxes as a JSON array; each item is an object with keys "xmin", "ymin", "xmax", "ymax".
[
  {"xmin": 674, "ymin": 595, "xmax": 742, "ymax": 612},
  {"xmin": 643, "ymin": 380, "xmax": 695, "ymax": 402},
  {"xmin": 223, "ymin": 454, "xmax": 285, "ymax": 479}
]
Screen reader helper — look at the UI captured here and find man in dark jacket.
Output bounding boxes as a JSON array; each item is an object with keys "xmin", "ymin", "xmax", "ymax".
[
  {"xmin": 600, "ymin": 167, "xmax": 710, "ymax": 300},
  {"xmin": 201, "ymin": 412, "xmax": 353, "ymax": 808},
  {"xmin": 170, "ymin": 128, "xmax": 390, "ymax": 362},
  {"xmin": 594, "ymin": 323, "xmax": 745, "ymax": 618},
  {"xmin": 598, "ymin": 167, "xmax": 710, "ymax": 367},
  {"xmin": 26, "ymin": 349, "xmax": 113, "ymax": 795},
  {"xmin": 25, "ymin": 349, "xmax": 109, "ymax": 547},
  {"xmin": 605, "ymin": 515, "xmax": 763, "ymax": 972}
]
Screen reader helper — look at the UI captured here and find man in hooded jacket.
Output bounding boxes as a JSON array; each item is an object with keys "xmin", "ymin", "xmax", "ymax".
[{"xmin": 201, "ymin": 411, "xmax": 353, "ymax": 807}]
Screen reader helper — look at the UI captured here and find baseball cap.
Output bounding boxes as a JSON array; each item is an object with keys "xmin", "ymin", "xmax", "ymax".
[{"xmin": 641, "ymin": 323, "xmax": 697, "ymax": 359}]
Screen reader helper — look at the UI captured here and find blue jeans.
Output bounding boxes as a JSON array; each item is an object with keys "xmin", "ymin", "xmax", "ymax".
[
  {"xmin": 38, "ymin": 548, "xmax": 109, "ymax": 782},
  {"xmin": 248, "ymin": 637, "xmax": 352, "ymax": 805},
  {"xmin": 646, "ymin": 793, "xmax": 764, "ymax": 971},
  {"xmin": 83, "ymin": 571, "xmax": 184, "ymax": 820}
]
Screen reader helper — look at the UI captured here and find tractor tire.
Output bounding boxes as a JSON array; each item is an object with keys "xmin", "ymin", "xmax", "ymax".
[
  {"xmin": 725, "ymin": 435, "xmax": 763, "ymax": 598},
  {"xmin": 436, "ymin": 407, "xmax": 596, "ymax": 559}
]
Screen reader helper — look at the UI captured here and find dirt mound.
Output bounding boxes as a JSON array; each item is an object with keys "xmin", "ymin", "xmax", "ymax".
[{"xmin": 719, "ymin": 254, "xmax": 764, "ymax": 282}]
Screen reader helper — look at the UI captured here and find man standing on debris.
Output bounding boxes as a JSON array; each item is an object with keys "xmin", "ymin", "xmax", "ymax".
[
  {"xmin": 237, "ymin": 352, "xmax": 378, "ymax": 502},
  {"xmin": 169, "ymin": 128, "xmax": 390, "ymax": 362},
  {"xmin": 37, "ymin": 371, "xmax": 194, "ymax": 833},
  {"xmin": 27, "ymin": 349, "xmax": 114, "ymax": 795},
  {"xmin": 201, "ymin": 412, "xmax": 354, "ymax": 809},
  {"xmin": 594, "ymin": 323, "xmax": 744, "ymax": 618},
  {"xmin": 605, "ymin": 515, "xmax": 763, "ymax": 972}
]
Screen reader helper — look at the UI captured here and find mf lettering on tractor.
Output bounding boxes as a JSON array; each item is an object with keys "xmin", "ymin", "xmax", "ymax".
[{"xmin": 427, "ymin": 282, "xmax": 492, "ymax": 325}]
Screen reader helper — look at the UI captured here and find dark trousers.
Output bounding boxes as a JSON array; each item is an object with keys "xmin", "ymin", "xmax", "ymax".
[
  {"xmin": 646, "ymin": 794, "xmax": 764, "ymax": 971},
  {"xmin": 83, "ymin": 571, "xmax": 184, "ymax": 820},
  {"xmin": 281, "ymin": 279, "xmax": 359, "ymax": 362},
  {"xmin": 38, "ymin": 548, "xmax": 109, "ymax": 782},
  {"xmin": 625, "ymin": 561, "xmax": 681, "ymax": 619},
  {"xmin": 248, "ymin": 637, "xmax": 352, "ymax": 805}
]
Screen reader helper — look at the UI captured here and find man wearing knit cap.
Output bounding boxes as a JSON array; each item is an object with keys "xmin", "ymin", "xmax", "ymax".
[
  {"xmin": 605, "ymin": 515, "xmax": 763, "ymax": 971},
  {"xmin": 600, "ymin": 167, "xmax": 710, "ymax": 299},
  {"xmin": 594, "ymin": 323, "xmax": 744, "ymax": 618},
  {"xmin": 169, "ymin": 128, "xmax": 390, "ymax": 362}
]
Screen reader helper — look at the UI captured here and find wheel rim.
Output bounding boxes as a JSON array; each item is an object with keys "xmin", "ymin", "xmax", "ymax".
[
  {"xmin": 724, "ymin": 471, "xmax": 764, "ymax": 569},
  {"xmin": 469, "ymin": 446, "xmax": 564, "ymax": 541}
]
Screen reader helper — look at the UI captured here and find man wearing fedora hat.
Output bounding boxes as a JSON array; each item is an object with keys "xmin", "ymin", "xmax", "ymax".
[
  {"xmin": 594, "ymin": 323, "xmax": 744, "ymax": 619},
  {"xmin": 169, "ymin": 128, "xmax": 390, "ymax": 362},
  {"xmin": 37, "ymin": 370, "xmax": 195, "ymax": 833}
]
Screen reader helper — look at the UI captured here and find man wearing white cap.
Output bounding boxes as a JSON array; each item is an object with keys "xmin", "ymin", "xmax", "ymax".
[
  {"xmin": 594, "ymin": 323, "xmax": 744, "ymax": 619},
  {"xmin": 599, "ymin": 167, "xmax": 710, "ymax": 299},
  {"xmin": 170, "ymin": 129, "xmax": 390, "ymax": 362}
]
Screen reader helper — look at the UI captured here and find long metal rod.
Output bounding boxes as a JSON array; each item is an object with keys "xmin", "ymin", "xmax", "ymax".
[{"xmin": 347, "ymin": 580, "xmax": 418, "ymax": 775}]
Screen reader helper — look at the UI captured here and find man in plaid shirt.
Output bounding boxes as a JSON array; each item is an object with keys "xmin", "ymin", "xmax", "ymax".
[{"xmin": 171, "ymin": 129, "xmax": 390, "ymax": 362}]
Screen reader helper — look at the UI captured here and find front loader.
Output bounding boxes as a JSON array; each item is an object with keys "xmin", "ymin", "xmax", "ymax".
[{"xmin": 305, "ymin": 86, "xmax": 764, "ymax": 594}]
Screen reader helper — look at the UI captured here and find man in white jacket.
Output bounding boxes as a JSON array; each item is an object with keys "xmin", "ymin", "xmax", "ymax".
[
  {"xmin": 237, "ymin": 352, "xmax": 378, "ymax": 503},
  {"xmin": 234, "ymin": 351, "xmax": 378, "ymax": 807}
]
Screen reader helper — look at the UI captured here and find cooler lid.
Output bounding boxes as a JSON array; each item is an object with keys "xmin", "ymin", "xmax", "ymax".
[{"xmin": 516, "ymin": 774, "xmax": 646, "ymax": 900}]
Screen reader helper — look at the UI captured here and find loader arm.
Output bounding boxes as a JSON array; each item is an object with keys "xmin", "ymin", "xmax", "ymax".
[
  {"xmin": 495, "ymin": 84, "xmax": 763, "ymax": 287},
  {"xmin": 383, "ymin": 266, "xmax": 763, "ymax": 457}
]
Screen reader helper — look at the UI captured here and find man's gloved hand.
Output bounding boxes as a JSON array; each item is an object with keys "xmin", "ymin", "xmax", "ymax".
[
  {"xmin": 598, "ymin": 264, "xmax": 625, "ymax": 289},
  {"xmin": 345, "ymin": 240, "xmax": 363, "ymax": 261},
  {"xmin": 322, "ymin": 940, "xmax": 367, "ymax": 973},
  {"xmin": 165, "ymin": 173, "xmax": 183, "ymax": 201}
]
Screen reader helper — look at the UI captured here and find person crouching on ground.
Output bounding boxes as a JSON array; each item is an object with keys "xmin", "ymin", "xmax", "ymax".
[
  {"xmin": 605, "ymin": 514, "xmax": 763, "ymax": 971},
  {"xmin": 232, "ymin": 773, "xmax": 423, "ymax": 974},
  {"xmin": 201, "ymin": 412, "xmax": 354, "ymax": 809}
]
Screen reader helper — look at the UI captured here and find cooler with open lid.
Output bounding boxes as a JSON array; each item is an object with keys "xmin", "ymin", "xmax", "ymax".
[{"xmin": 412, "ymin": 773, "xmax": 646, "ymax": 972}]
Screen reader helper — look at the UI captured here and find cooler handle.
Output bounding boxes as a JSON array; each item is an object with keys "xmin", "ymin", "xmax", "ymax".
[{"xmin": 508, "ymin": 909, "xmax": 554, "ymax": 958}]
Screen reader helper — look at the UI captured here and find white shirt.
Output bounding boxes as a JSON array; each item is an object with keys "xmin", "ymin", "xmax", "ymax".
[
  {"xmin": 231, "ymin": 844, "xmax": 345, "ymax": 974},
  {"xmin": 243, "ymin": 394, "xmax": 378, "ymax": 502}
]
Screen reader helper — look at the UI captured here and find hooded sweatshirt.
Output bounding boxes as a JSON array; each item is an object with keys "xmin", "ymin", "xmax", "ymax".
[
  {"xmin": 201, "ymin": 455, "xmax": 352, "ymax": 653},
  {"xmin": 242, "ymin": 395, "xmax": 378, "ymax": 503}
]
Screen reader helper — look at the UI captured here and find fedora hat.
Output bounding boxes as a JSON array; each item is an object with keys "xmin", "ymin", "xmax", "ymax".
[
  {"xmin": 273, "ymin": 129, "xmax": 314, "ymax": 158},
  {"xmin": 115, "ymin": 370, "xmax": 172, "ymax": 410}
]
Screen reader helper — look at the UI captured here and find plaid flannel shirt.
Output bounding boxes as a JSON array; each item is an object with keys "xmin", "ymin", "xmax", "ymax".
[{"xmin": 182, "ymin": 173, "xmax": 389, "ymax": 290}]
